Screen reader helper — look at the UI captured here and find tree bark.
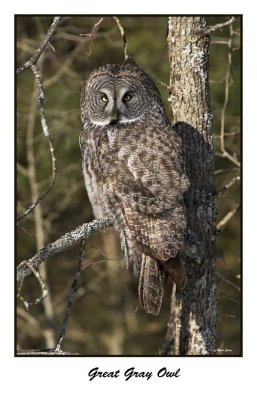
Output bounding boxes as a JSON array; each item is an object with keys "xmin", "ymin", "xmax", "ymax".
[{"xmin": 161, "ymin": 17, "xmax": 217, "ymax": 355}]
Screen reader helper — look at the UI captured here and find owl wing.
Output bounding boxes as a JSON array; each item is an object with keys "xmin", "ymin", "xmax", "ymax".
[{"xmin": 115, "ymin": 125, "xmax": 189, "ymax": 261}]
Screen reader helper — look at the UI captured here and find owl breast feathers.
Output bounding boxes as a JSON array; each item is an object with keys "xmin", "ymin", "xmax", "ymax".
[{"xmin": 80, "ymin": 59, "xmax": 189, "ymax": 315}]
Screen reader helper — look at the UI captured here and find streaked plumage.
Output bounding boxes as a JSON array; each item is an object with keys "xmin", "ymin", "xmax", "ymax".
[{"xmin": 80, "ymin": 59, "xmax": 189, "ymax": 315}]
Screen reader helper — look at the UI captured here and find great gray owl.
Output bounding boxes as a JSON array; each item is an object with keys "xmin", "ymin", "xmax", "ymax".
[{"xmin": 80, "ymin": 58, "xmax": 189, "ymax": 315}]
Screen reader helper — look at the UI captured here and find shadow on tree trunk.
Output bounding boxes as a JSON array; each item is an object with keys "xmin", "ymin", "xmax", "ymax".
[{"xmin": 160, "ymin": 122, "xmax": 216, "ymax": 355}]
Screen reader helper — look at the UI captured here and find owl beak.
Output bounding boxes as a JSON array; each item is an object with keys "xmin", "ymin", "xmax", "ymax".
[{"xmin": 110, "ymin": 110, "xmax": 120, "ymax": 125}]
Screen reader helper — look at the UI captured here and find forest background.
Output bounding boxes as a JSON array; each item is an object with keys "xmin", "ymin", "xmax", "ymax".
[{"xmin": 16, "ymin": 15, "xmax": 241, "ymax": 355}]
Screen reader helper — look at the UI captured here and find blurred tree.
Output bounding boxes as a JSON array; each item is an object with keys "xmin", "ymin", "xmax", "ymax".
[{"xmin": 16, "ymin": 15, "xmax": 241, "ymax": 356}]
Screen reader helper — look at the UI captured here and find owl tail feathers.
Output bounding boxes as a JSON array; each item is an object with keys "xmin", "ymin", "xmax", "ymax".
[{"xmin": 138, "ymin": 254, "xmax": 167, "ymax": 316}]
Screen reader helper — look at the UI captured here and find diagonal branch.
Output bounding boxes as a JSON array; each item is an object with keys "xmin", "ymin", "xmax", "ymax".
[
  {"xmin": 16, "ymin": 218, "xmax": 113, "ymax": 282},
  {"xmin": 216, "ymin": 271, "xmax": 240, "ymax": 292},
  {"xmin": 216, "ymin": 204, "xmax": 239, "ymax": 231},
  {"xmin": 80, "ymin": 17, "xmax": 104, "ymax": 57},
  {"xmin": 204, "ymin": 17, "xmax": 236, "ymax": 35},
  {"xmin": 55, "ymin": 239, "xmax": 86, "ymax": 352},
  {"xmin": 217, "ymin": 175, "xmax": 240, "ymax": 196},
  {"xmin": 17, "ymin": 64, "xmax": 57, "ymax": 222},
  {"xmin": 16, "ymin": 16, "xmax": 62, "ymax": 75},
  {"xmin": 113, "ymin": 16, "xmax": 129, "ymax": 60}
]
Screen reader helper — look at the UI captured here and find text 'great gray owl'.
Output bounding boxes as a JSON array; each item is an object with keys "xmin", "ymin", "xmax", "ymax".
[{"xmin": 80, "ymin": 59, "xmax": 189, "ymax": 315}]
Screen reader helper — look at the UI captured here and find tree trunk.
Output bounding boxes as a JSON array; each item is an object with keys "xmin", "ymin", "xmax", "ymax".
[{"xmin": 161, "ymin": 17, "xmax": 217, "ymax": 355}]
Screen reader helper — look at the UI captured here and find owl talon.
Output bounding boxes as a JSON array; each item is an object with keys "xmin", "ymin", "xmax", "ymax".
[
  {"xmin": 178, "ymin": 275, "xmax": 188, "ymax": 290},
  {"xmin": 161, "ymin": 254, "xmax": 187, "ymax": 290}
]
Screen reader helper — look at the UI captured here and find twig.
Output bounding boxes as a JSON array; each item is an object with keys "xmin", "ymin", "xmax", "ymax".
[
  {"xmin": 55, "ymin": 239, "xmax": 86, "ymax": 352},
  {"xmin": 219, "ymin": 23, "xmax": 241, "ymax": 168},
  {"xmin": 156, "ymin": 79, "xmax": 170, "ymax": 90},
  {"xmin": 16, "ymin": 16, "xmax": 62, "ymax": 75},
  {"xmin": 216, "ymin": 271, "xmax": 240, "ymax": 292},
  {"xmin": 44, "ymin": 41, "xmax": 84, "ymax": 87},
  {"xmin": 17, "ymin": 223, "xmax": 36, "ymax": 240},
  {"xmin": 205, "ymin": 17, "xmax": 236, "ymax": 35},
  {"xmin": 214, "ymin": 167, "xmax": 239, "ymax": 175},
  {"xmin": 215, "ymin": 151, "xmax": 240, "ymax": 167},
  {"xmin": 220, "ymin": 292, "xmax": 240, "ymax": 305},
  {"xmin": 113, "ymin": 16, "xmax": 129, "ymax": 60},
  {"xmin": 16, "ymin": 218, "xmax": 113, "ymax": 282},
  {"xmin": 216, "ymin": 204, "xmax": 239, "ymax": 231},
  {"xmin": 23, "ymin": 57, "xmax": 56, "ymax": 348},
  {"xmin": 217, "ymin": 175, "xmax": 240, "ymax": 196},
  {"xmin": 80, "ymin": 17, "xmax": 104, "ymax": 57},
  {"xmin": 214, "ymin": 132, "xmax": 240, "ymax": 137},
  {"xmin": 17, "ymin": 261, "xmax": 48, "ymax": 309},
  {"xmin": 220, "ymin": 24, "xmax": 232, "ymax": 151},
  {"xmin": 17, "ymin": 64, "xmax": 57, "ymax": 222},
  {"xmin": 17, "ymin": 162, "xmax": 29, "ymax": 177},
  {"xmin": 210, "ymin": 77, "xmax": 226, "ymax": 84},
  {"xmin": 211, "ymin": 40, "xmax": 229, "ymax": 45}
]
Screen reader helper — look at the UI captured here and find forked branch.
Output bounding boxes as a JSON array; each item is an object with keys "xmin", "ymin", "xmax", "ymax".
[{"xmin": 16, "ymin": 16, "xmax": 62, "ymax": 75}]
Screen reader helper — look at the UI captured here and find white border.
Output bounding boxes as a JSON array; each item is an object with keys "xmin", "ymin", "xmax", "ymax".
[{"xmin": 1, "ymin": 0, "xmax": 256, "ymax": 398}]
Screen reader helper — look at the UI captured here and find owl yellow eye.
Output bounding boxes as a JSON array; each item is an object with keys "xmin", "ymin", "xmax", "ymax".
[
  {"xmin": 101, "ymin": 94, "xmax": 108, "ymax": 103},
  {"xmin": 123, "ymin": 93, "xmax": 132, "ymax": 102}
]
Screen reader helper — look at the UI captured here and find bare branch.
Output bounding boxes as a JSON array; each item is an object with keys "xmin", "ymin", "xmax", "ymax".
[
  {"xmin": 17, "ymin": 64, "xmax": 57, "ymax": 222},
  {"xmin": 217, "ymin": 204, "xmax": 239, "ymax": 231},
  {"xmin": 217, "ymin": 175, "xmax": 240, "ymax": 196},
  {"xmin": 155, "ymin": 78, "xmax": 170, "ymax": 90},
  {"xmin": 17, "ymin": 162, "xmax": 29, "ymax": 177},
  {"xmin": 44, "ymin": 41, "xmax": 84, "ymax": 87},
  {"xmin": 218, "ymin": 23, "xmax": 241, "ymax": 168},
  {"xmin": 214, "ymin": 132, "xmax": 240, "ymax": 138},
  {"xmin": 216, "ymin": 271, "xmax": 240, "ymax": 292},
  {"xmin": 22, "ymin": 58, "xmax": 56, "ymax": 348},
  {"xmin": 205, "ymin": 17, "xmax": 236, "ymax": 35},
  {"xmin": 215, "ymin": 150, "xmax": 241, "ymax": 167},
  {"xmin": 220, "ymin": 292, "xmax": 240, "ymax": 305},
  {"xmin": 16, "ymin": 218, "xmax": 113, "ymax": 282},
  {"xmin": 17, "ymin": 261, "xmax": 48, "ymax": 309},
  {"xmin": 220, "ymin": 26, "xmax": 232, "ymax": 150},
  {"xmin": 17, "ymin": 223, "xmax": 36, "ymax": 239},
  {"xmin": 16, "ymin": 16, "xmax": 62, "ymax": 75},
  {"xmin": 113, "ymin": 16, "xmax": 129, "ymax": 60},
  {"xmin": 55, "ymin": 239, "xmax": 86, "ymax": 352},
  {"xmin": 211, "ymin": 40, "xmax": 229, "ymax": 45},
  {"xmin": 80, "ymin": 17, "xmax": 104, "ymax": 57},
  {"xmin": 214, "ymin": 167, "xmax": 239, "ymax": 175}
]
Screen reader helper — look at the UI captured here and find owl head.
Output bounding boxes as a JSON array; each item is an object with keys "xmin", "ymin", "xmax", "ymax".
[{"xmin": 81, "ymin": 58, "xmax": 168, "ymax": 127}]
